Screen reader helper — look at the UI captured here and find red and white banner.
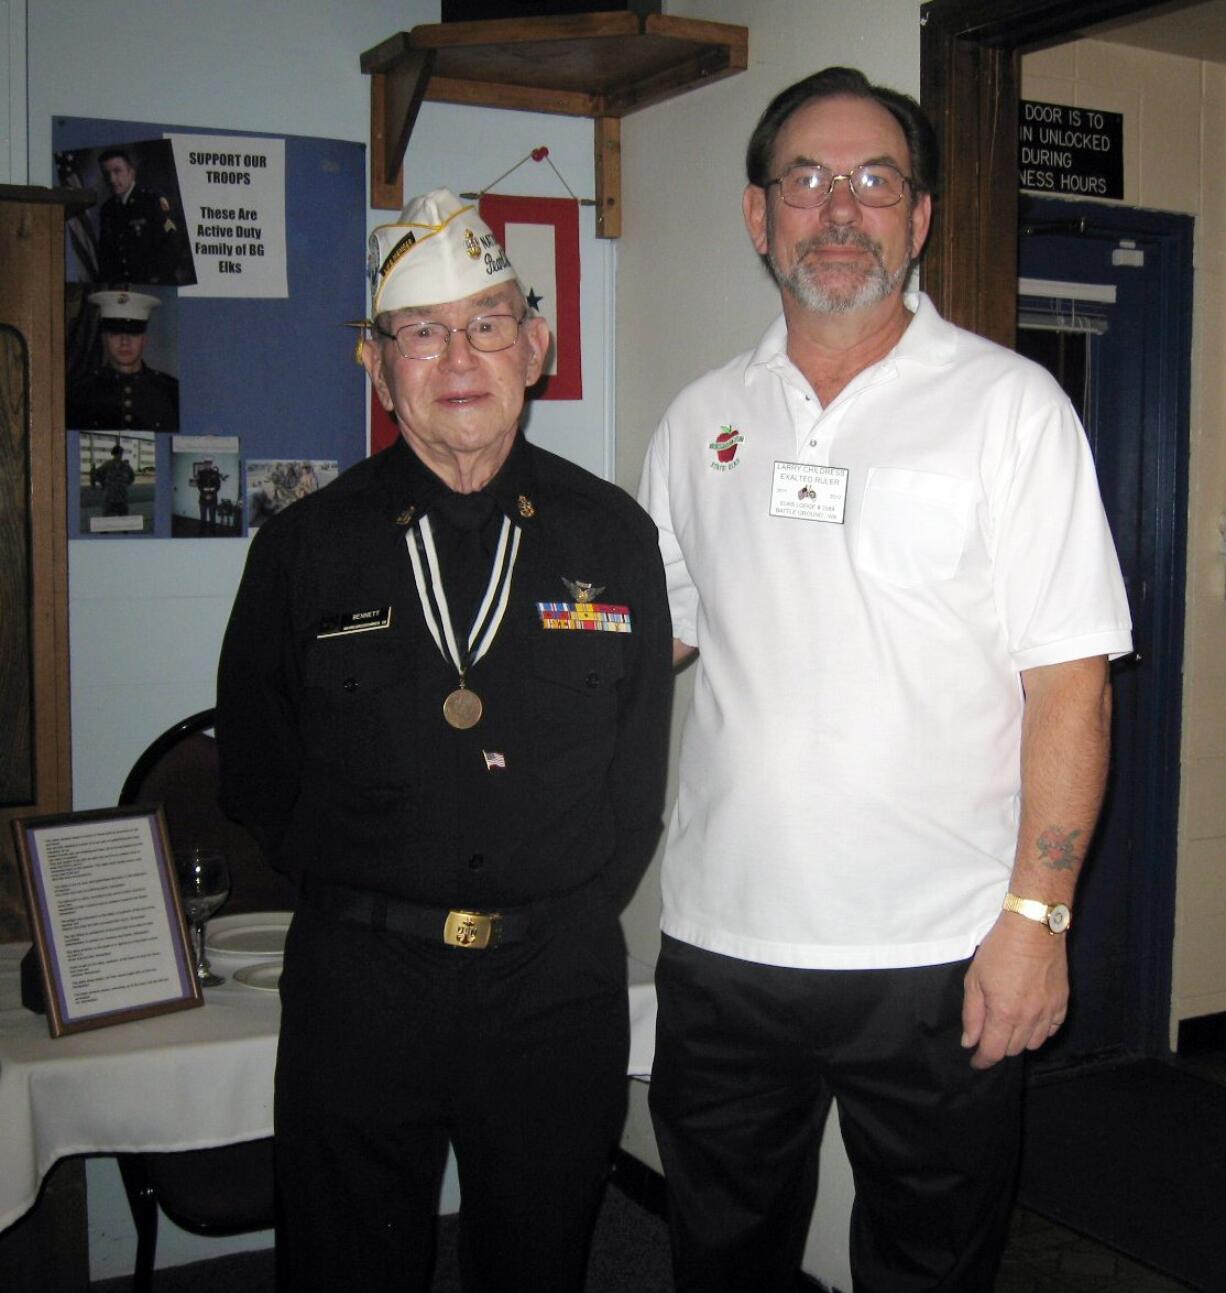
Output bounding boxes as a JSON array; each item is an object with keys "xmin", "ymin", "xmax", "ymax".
[{"xmin": 480, "ymin": 193, "xmax": 582, "ymax": 402}]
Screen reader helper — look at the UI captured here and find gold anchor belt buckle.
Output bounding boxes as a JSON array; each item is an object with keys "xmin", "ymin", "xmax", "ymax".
[{"xmin": 443, "ymin": 909, "xmax": 499, "ymax": 949}]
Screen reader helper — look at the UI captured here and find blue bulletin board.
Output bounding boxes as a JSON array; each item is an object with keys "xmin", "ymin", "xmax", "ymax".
[{"xmin": 54, "ymin": 116, "xmax": 367, "ymax": 538}]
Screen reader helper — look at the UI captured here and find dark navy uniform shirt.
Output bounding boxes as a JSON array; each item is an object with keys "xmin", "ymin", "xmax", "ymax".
[
  {"xmin": 98, "ymin": 185, "xmax": 182, "ymax": 284},
  {"xmin": 216, "ymin": 433, "xmax": 672, "ymax": 913},
  {"xmin": 68, "ymin": 363, "xmax": 180, "ymax": 431}
]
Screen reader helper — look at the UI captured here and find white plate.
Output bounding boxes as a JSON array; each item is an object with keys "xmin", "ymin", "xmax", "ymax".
[
  {"xmin": 234, "ymin": 962, "xmax": 282, "ymax": 991},
  {"xmin": 204, "ymin": 911, "xmax": 292, "ymax": 957}
]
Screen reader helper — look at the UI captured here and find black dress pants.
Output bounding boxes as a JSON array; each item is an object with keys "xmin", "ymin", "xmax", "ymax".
[
  {"xmin": 275, "ymin": 898, "xmax": 630, "ymax": 1293},
  {"xmin": 649, "ymin": 936, "xmax": 1024, "ymax": 1293}
]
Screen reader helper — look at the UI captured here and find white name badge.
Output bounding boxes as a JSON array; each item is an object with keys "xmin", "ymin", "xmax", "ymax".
[{"xmin": 769, "ymin": 461, "xmax": 849, "ymax": 524}]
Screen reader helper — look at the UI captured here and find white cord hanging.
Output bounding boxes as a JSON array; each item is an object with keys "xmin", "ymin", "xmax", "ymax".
[{"xmin": 461, "ymin": 146, "xmax": 594, "ymax": 205}]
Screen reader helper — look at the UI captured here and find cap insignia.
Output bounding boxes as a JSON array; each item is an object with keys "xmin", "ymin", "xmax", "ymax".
[
  {"xmin": 464, "ymin": 228, "xmax": 481, "ymax": 260},
  {"xmin": 380, "ymin": 230, "xmax": 418, "ymax": 279}
]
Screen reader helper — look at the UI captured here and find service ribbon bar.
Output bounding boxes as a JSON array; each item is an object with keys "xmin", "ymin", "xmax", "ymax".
[{"xmin": 537, "ymin": 602, "xmax": 633, "ymax": 632}]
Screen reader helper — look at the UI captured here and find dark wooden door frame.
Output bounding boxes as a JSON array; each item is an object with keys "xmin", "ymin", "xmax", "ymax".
[{"xmin": 918, "ymin": 0, "xmax": 1188, "ymax": 344}]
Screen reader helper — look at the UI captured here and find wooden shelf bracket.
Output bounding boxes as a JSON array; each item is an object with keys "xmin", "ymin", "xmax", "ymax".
[{"xmin": 359, "ymin": 12, "xmax": 747, "ymax": 238}]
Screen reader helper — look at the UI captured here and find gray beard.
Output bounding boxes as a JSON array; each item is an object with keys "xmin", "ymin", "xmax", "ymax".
[{"xmin": 769, "ymin": 226, "xmax": 910, "ymax": 316}]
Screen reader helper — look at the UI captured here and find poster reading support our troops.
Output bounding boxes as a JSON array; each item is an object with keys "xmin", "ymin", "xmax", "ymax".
[{"xmin": 168, "ymin": 134, "xmax": 288, "ymax": 298}]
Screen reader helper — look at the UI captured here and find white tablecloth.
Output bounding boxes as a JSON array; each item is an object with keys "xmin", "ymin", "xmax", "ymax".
[{"xmin": 0, "ymin": 941, "xmax": 657, "ymax": 1233}]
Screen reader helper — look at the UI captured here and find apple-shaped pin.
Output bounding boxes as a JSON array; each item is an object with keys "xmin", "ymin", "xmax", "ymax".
[{"xmin": 715, "ymin": 427, "xmax": 739, "ymax": 464}]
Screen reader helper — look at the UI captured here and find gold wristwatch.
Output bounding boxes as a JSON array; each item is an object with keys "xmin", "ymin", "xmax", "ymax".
[{"xmin": 1002, "ymin": 891, "xmax": 1072, "ymax": 934}]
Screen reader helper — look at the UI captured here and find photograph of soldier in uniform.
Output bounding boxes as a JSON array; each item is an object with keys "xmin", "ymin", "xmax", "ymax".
[
  {"xmin": 193, "ymin": 459, "xmax": 226, "ymax": 533},
  {"xmin": 66, "ymin": 289, "xmax": 180, "ymax": 432},
  {"xmin": 171, "ymin": 438, "xmax": 241, "ymax": 537},
  {"xmin": 78, "ymin": 432, "xmax": 156, "ymax": 535},
  {"xmin": 55, "ymin": 139, "xmax": 196, "ymax": 286},
  {"xmin": 245, "ymin": 459, "xmax": 338, "ymax": 529}
]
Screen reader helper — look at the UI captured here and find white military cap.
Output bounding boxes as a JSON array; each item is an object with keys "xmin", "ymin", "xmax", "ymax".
[
  {"xmin": 88, "ymin": 289, "xmax": 161, "ymax": 332},
  {"xmin": 367, "ymin": 187, "xmax": 517, "ymax": 316}
]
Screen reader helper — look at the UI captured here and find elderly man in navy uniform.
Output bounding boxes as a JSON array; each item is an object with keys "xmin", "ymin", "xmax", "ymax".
[
  {"xmin": 96, "ymin": 147, "xmax": 183, "ymax": 285},
  {"xmin": 68, "ymin": 290, "xmax": 179, "ymax": 431},
  {"xmin": 216, "ymin": 187, "xmax": 672, "ymax": 1292}
]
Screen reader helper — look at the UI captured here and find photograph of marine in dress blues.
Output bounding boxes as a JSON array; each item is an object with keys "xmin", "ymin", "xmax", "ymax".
[
  {"xmin": 65, "ymin": 284, "xmax": 180, "ymax": 433},
  {"xmin": 170, "ymin": 437, "xmax": 241, "ymax": 538},
  {"xmin": 55, "ymin": 138, "xmax": 197, "ymax": 287}
]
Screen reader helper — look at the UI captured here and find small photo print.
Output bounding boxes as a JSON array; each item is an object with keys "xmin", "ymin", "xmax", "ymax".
[
  {"xmin": 245, "ymin": 459, "xmax": 338, "ymax": 530},
  {"xmin": 55, "ymin": 138, "xmax": 197, "ymax": 287},
  {"xmin": 171, "ymin": 436, "xmax": 241, "ymax": 538},
  {"xmin": 80, "ymin": 433, "xmax": 156, "ymax": 535},
  {"xmin": 65, "ymin": 284, "xmax": 180, "ymax": 432}
]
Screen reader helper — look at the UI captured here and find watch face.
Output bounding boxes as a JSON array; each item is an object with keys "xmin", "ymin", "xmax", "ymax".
[{"xmin": 1047, "ymin": 904, "xmax": 1071, "ymax": 934}]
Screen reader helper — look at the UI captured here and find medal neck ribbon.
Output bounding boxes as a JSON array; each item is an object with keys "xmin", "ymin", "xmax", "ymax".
[{"xmin": 407, "ymin": 511, "xmax": 521, "ymax": 683}]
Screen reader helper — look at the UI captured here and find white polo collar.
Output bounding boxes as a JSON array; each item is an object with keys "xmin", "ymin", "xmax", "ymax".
[{"xmin": 745, "ymin": 290, "xmax": 959, "ymax": 390}]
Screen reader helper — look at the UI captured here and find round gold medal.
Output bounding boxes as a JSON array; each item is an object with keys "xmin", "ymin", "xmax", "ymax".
[{"xmin": 443, "ymin": 686, "xmax": 483, "ymax": 730}]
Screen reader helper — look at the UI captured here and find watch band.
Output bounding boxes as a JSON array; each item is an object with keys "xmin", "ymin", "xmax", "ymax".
[{"xmin": 1002, "ymin": 891, "xmax": 1072, "ymax": 933}]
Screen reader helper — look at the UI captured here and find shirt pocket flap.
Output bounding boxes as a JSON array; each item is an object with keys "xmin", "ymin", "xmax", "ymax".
[
  {"xmin": 858, "ymin": 467, "xmax": 973, "ymax": 588},
  {"xmin": 302, "ymin": 636, "xmax": 407, "ymax": 696},
  {"xmin": 530, "ymin": 631, "xmax": 625, "ymax": 697}
]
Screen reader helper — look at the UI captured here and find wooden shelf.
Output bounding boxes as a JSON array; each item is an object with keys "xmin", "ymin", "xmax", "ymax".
[{"xmin": 360, "ymin": 12, "xmax": 748, "ymax": 236}]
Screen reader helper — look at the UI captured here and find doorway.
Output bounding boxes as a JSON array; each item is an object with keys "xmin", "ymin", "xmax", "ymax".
[
  {"xmin": 919, "ymin": 6, "xmax": 1222, "ymax": 1281},
  {"xmin": 1017, "ymin": 196, "xmax": 1193, "ymax": 1065}
]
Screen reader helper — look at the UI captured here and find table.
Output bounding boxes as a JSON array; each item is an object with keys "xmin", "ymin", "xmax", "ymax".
[{"xmin": 0, "ymin": 939, "xmax": 658, "ymax": 1235}]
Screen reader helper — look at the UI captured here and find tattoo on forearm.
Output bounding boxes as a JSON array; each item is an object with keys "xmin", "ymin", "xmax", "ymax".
[{"xmin": 1036, "ymin": 826, "xmax": 1081, "ymax": 871}]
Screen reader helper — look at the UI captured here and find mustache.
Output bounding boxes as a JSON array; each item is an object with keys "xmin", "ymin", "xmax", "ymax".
[{"xmin": 793, "ymin": 228, "xmax": 885, "ymax": 261}]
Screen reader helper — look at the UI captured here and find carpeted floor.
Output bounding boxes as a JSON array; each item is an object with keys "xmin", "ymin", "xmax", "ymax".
[
  {"xmin": 89, "ymin": 1175, "xmax": 1203, "ymax": 1293},
  {"xmin": 92, "ymin": 1080, "xmax": 1223, "ymax": 1293},
  {"xmin": 1018, "ymin": 1057, "xmax": 1226, "ymax": 1292},
  {"xmin": 91, "ymin": 1173, "xmax": 675, "ymax": 1293}
]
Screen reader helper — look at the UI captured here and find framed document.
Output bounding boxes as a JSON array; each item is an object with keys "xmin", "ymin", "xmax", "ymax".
[{"xmin": 11, "ymin": 805, "xmax": 202, "ymax": 1036}]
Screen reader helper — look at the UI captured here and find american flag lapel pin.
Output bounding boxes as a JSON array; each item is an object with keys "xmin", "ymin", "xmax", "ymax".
[{"xmin": 482, "ymin": 750, "xmax": 507, "ymax": 771}]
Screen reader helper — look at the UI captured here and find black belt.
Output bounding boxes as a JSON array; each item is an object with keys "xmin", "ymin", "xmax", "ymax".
[{"xmin": 302, "ymin": 877, "xmax": 544, "ymax": 950}]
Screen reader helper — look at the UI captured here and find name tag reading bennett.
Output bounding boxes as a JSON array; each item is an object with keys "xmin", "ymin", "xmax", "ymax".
[
  {"xmin": 317, "ymin": 607, "xmax": 392, "ymax": 638},
  {"xmin": 770, "ymin": 461, "xmax": 848, "ymax": 524}
]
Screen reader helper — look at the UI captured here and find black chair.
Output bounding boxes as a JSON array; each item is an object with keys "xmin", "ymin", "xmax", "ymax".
[
  {"xmin": 116, "ymin": 708, "xmax": 293, "ymax": 1293},
  {"xmin": 118, "ymin": 708, "xmax": 296, "ymax": 917}
]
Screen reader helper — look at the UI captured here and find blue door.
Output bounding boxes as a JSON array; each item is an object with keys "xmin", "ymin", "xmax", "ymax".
[{"xmin": 1017, "ymin": 195, "xmax": 1192, "ymax": 1063}]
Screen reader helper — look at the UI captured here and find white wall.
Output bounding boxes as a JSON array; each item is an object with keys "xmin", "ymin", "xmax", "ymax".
[
  {"xmin": 3, "ymin": 0, "xmax": 27, "ymax": 181},
  {"xmin": 614, "ymin": 5, "xmax": 922, "ymax": 1288}
]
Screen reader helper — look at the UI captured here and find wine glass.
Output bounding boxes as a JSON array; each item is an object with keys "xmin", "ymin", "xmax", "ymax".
[{"xmin": 176, "ymin": 847, "xmax": 231, "ymax": 987}]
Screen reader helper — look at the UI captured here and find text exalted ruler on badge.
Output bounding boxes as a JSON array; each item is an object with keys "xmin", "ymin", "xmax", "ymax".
[{"xmin": 769, "ymin": 461, "xmax": 849, "ymax": 524}]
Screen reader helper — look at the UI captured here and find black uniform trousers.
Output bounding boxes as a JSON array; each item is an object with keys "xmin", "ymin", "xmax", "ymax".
[
  {"xmin": 649, "ymin": 936, "xmax": 1024, "ymax": 1293},
  {"xmin": 275, "ymin": 892, "xmax": 630, "ymax": 1293}
]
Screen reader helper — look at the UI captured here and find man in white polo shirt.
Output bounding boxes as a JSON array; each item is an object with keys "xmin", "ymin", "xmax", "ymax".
[{"xmin": 638, "ymin": 67, "xmax": 1133, "ymax": 1292}]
